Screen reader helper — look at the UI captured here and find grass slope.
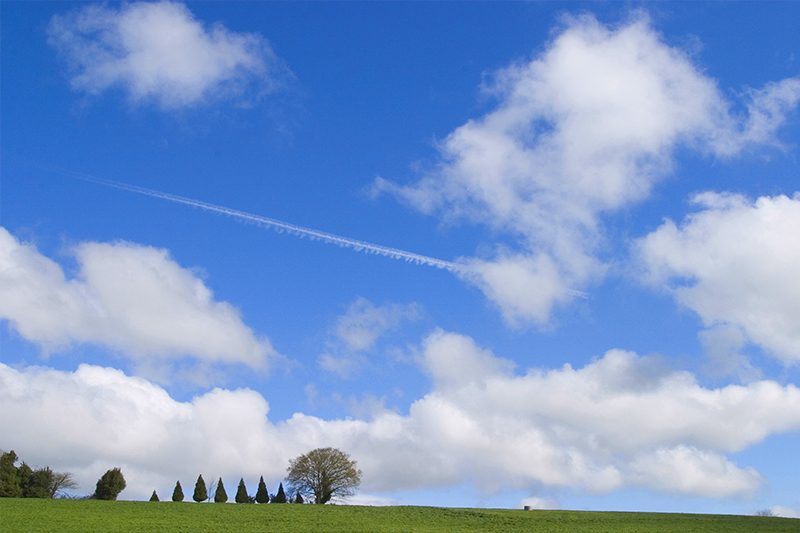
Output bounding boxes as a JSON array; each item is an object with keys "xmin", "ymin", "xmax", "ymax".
[{"xmin": 1, "ymin": 499, "xmax": 796, "ymax": 533}]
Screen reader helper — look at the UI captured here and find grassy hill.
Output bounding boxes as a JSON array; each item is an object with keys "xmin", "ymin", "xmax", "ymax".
[{"xmin": 1, "ymin": 498, "xmax": 796, "ymax": 533}]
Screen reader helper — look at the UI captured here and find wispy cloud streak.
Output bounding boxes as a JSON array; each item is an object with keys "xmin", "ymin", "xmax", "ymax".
[{"xmin": 59, "ymin": 169, "xmax": 462, "ymax": 271}]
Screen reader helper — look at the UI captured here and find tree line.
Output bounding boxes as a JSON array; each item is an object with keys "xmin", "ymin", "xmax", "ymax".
[
  {"xmin": 2, "ymin": 447, "xmax": 360, "ymax": 505},
  {"xmin": 151, "ymin": 475, "xmax": 302, "ymax": 504},
  {"xmin": 151, "ymin": 448, "xmax": 361, "ymax": 505},
  {"xmin": 0, "ymin": 450, "xmax": 125, "ymax": 500}
]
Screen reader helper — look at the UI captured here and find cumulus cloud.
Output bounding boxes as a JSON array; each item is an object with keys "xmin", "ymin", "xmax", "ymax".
[
  {"xmin": 47, "ymin": 1, "xmax": 292, "ymax": 108},
  {"xmin": 637, "ymin": 193, "xmax": 800, "ymax": 365},
  {"xmin": 374, "ymin": 13, "xmax": 800, "ymax": 326},
  {"xmin": 0, "ymin": 227, "xmax": 275, "ymax": 370},
  {"xmin": 741, "ymin": 78, "xmax": 800, "ymax": 147},
  {"xmin": 3, "ymin": 330, "xmax": 798, "ymax": 500},
  {"xmin": 698, "ymin": 325, "xmax": 760, "ymax": 382},
  {"xmin": 319, "ymin": 297, "xmax": 419, "ymax": 378},
  {"xmin": 628, "ymin": 446, "xmax": 760, "ymax": 498}
]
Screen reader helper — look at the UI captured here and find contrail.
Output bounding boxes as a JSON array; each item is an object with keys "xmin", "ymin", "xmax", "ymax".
[
  {"xmin": 60, "ymin": 169, "xmax": 464, "ymax": 272},
  {"xmin": 53, "ymin": 167, "xmax": 588, "ymax": 298}
]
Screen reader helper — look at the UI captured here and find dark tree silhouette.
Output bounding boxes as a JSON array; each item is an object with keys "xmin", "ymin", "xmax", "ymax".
[
  {"xmin": 149, "ymin": 490, "xmax": 159, "ymax": 501},
  {"xmin": 214, "ymin": 478, "xmax": 228, "ymax": 503},
  {"xmin": 255, "ymin": 476, "xmax": 269, "ymax": 503},
  {"xmin": 172, "ymin": 481, "xmax": 184, "ymax": 502},
  {"xmin": 0, "ymin": 451, "xmax": 76, "ymax": 499},
  {"xmin": 94, "ymin": 468, "xmax": 126, "ymax": 500},
  {"xmin": 271, "ymin": 482, "xmax": 287, "ymax": 503},
  {"xmin": 193, "ymin": 475, "xmax": 207, "ymax": 503},
  {"xmin": 0, "ymin": 451, "xmax": 21, "ymax": 497},
  {"xmin": 235, "ymin": 478, "xmax": 250, "ymax": 503}
]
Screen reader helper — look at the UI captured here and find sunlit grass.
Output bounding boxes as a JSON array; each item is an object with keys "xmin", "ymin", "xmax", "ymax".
[{"xmin": 1, "ymin": 498, "xmax": 795, "ymax": 533}]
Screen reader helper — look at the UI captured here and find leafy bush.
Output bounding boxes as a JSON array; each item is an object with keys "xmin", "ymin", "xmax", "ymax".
[{"xmin": 93, "ymin": 468, "xmax": 126, "ymax": 501}]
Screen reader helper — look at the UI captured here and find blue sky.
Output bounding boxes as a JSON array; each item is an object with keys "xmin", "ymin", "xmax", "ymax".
[{"xmin": 1, "ymin": 1, "xmax": 799, "ymax": 516}]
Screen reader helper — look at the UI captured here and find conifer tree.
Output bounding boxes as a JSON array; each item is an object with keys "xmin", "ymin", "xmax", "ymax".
[
  {"xmin": 150, "ymin": 490, "xmax": 159, "ymax": 501},
  {"xmin": 93, "ymin": 468, "xmax": 126, "ymax": 500},
  {"xmin": 193, "ymin": 475, "xmax": 207, "ymax": 502},
  {"xmin": 295, "ymin": 493, "xmax": 304, "ymax": 504},
  {"xmin": 172, "ymin": 481, "xmax": 184, "ymax": 502},
  {"xmin": 214, "ymin": 477, "xmax": 228, "ymax": 503},
  {"xmin": 0, "ymin": 451, "xmax": 21, "ymax": 498},
  {"xmin": 255, "ymin": 476, "xmax": 269, "ymax": 503},
  {"xmin": 17, "ymin": 463, "xmax": 33, "ymax": 496},
  {"xmin": 235, "ymin": 478, "xmax": 249, "ymax": 503},
  {"xmin": 0, "ymin": 451, "xmax": 75, "ymax": 499},
  {"xmin": 271, "ymin": 482, "xmax": 287, "ymax": 503}
]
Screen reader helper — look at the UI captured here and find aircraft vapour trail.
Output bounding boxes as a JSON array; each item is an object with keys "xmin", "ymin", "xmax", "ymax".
[{"xmin": 60, "ymin": 169, "xmax": 464, "ymax": 272}]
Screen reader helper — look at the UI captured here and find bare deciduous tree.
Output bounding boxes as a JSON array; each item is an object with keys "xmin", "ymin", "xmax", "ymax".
[{"xmin": 49, "ymin": 471, "xmax": 78, "ymax": 498}]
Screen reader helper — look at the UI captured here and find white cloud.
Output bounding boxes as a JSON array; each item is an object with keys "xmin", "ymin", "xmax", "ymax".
[
  {"xmin": 3, "ymin": 330, "xmax": 798, "ymax": 500},
  {"xmin": 770, "ymin": 505, "xmax": 800, "ymax": 519},
  {"xmin": 318, "ymin": 353, "xmax": 368, "ymax": 380},
  {"xmin": 0, "ymin": 227, "xmax": 275, "ymax": 370},
  {"xmin": 47, "ymin": 1, "xmax": 292, "ymax": 108},
  {"xmin": 335, "ymin": 297, "xmax": 420, "ymax": 352},
  {"xmin": 637, "ymin": 193, "xmax": 800, "ymax": 365},
  {"xmin": 375, "ymin": 13, "xmax": 800, "ymax": 326},
  {"xmin": 741, "ymin": 78, "xmax": 800, "ymax": 147},
  {"xmin": 457, "ymin": 253, "xmax": 578, "ymax": 326},
  {"xmin": 698, "ymin": 325, "xmax": 760, "ymax": 381},
  {"xmin": 628, "ymin": 446, "xmax": 760, "ymax": 498},
  {"xmin": 420, "ymin": 328, "xmax": 515, "ymax": 389},
  {"xmin": 519, "ymin": 496, "xmax": 560, "ymax": 510},
  {"xmin": 344, "ymin": 493, "xmax": 400, "ymax": 507},
  {"xmin": 319, "ymin": 297, "xmax": 419, "ymax": 378}
]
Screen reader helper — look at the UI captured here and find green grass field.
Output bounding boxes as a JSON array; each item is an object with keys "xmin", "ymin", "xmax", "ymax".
[{"xmin": 1, "ymin": 499, "xmax": 796, "ymax": 533}]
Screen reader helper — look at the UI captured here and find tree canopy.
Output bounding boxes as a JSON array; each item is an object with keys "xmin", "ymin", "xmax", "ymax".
[
  {"xmin": 193, "ymin": 475, "xmax": 207, "ymax": 503},
  {"xmin": 235, "ymin": 478, "xmax": 250, "ymax": 503},
  {"xmin": 0, "ymin": 451, "xmax": 77, "ymax": 499},
  {"xmin": 285, "ymin": 447, "xmax": 361, "ymax": 504},
  {"xmin": 214, "ymin": 478, "xmax": 228, "ymax": 503},
  {"xmin": 271, "ymin": 482, "xmax": 287, "ymax": 503},
  {"xmin": 255, "ymin": 476, "xmax": 269, "ymax": 504},
  {"xmin": 94, "ymin": 468, "xmax": 126, "ymax": 500},
  {"xmin": 172, "ymin": 480, "xmax": 184, "ymax": 502}
]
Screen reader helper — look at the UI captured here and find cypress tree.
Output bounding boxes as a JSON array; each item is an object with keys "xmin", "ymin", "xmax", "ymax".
[
  {"xmin": 193, "ymin": 475, "xmax": 207, "ymax": 502},
  {"xmin": 214, "ymin": 477, "xmax": 228, "ymax": 503},
  {"xmin": 149, "ymin": 490, "xmax": 159, "ymax": 501},
  {"xmin": 235, "ymin": 478, "xmax": 249, "ymax": 503},
  {"xmin": 295, "ymin": 493, "xmax": 304, "ymax": 504},
  {"xmin": 255, "ymin": 476, "xmax": 269, "ymax": 503},
  {"xmin": 271, "ymin": 482, "xmax": 286, "ymax": 503},
  {"xmin": 172, "ymin": 481, "xmax": 184, "ymax": 502}
]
